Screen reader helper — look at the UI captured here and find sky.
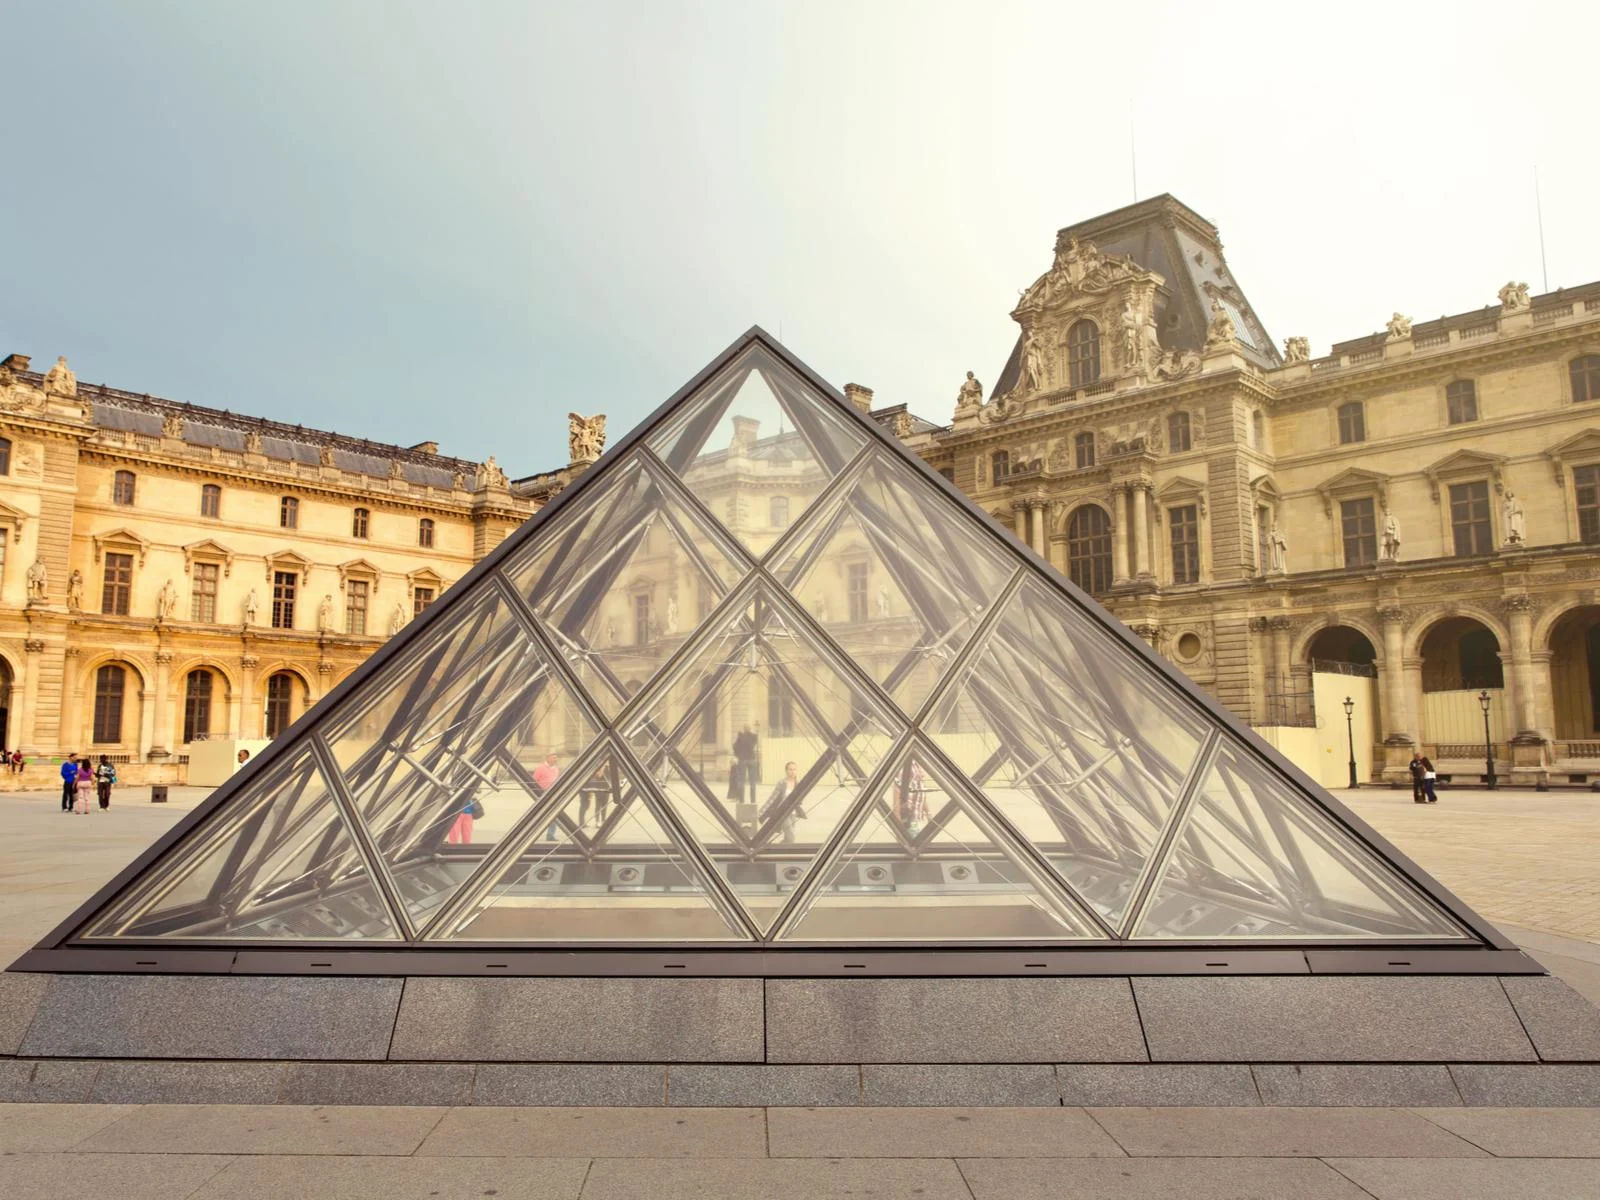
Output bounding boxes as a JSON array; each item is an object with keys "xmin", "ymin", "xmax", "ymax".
[{"xmin": 4, "ymin": 1, "xmax": 1598, "ymax": 477}]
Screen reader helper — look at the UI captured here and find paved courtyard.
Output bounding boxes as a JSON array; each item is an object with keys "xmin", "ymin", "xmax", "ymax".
[{"xmin": 1, "ymin": 784, "xmax": 1597, "ymax": 1197}]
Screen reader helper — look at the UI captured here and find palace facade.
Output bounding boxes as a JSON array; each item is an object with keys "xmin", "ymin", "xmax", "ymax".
[{"xmin": 905, "ymin": 194, "xmax": 1600, "ymax": 787}]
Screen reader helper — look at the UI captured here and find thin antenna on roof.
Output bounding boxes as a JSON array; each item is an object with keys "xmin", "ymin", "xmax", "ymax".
[
  {"xmin": 1129, "ymin": 100, "xmax": 1138, "ymax": 202},
  {"xmin": 1534, "ymin": 166, "xmax": 1549, "ymax": 293}
]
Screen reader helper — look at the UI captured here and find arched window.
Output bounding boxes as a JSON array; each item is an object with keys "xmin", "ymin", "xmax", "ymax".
[
  {"xmin": 1066, "ymin": 320, "xmax": 1101, "ymax": 388},
  {"xmin": 0, "ymin": 437, "xmax": 11, "ymax": 475},
  {"xmin": 265, "ymin": 672, "xmax": 296, "ymax": 739},
  {"xmin": 279, "ymin": 496, "xmax": 299, "ymax": 529},
  {"xmin": 1446, "ymin": 379, "xmax": 1478, "ymax": 424},
  {"xmin": 418, "ymin": 518, "xmax": 435, "ymax": 548},
  {"xmin": 991, "ymin": 450, "xmax": 1009, "ymax": 481},
  {"xmin": 769, "ymin": 496, "xmax": 789, "ymax": 528},
  {"xmin": 113, "ymin": 470, "xmax": 136, "ymax": 506},
  {"xmin": 352, "ymin": 507, "xmax": 369, "ymax": 539},
  {"xmin": 1074, "ymin": 432, "xmax": 1096, "ymax": 469},
  {"xmin": 182, "ymin": 669, "xmax": 214, "ymax": 744},
  {"xmin": 200, "ymin": 483, "xmax": 221, "ymax": 518},
  {"xmin": 92, "ymin": 664, "xmax": 126, "ymax": 744},
  {"xmin": 1167, "ymin": 412, "xmax": 1191, "ymax": 453},
  {"xmin": 1337, "ymin": 401, "xmax": 1366, "ymax": 444},
  {"xmin": 1066, "ymin": 506, "xmax": 1113, "ymax": 595},
  {"xmin": 1571, "ymin": 355, "xmax": 1600, "ymax": 404}
]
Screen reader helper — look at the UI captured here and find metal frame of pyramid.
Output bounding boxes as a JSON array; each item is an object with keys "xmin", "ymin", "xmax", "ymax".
[{"xmin": 17, "ymin": 329, "xmax": 1527, "ymax": 978}]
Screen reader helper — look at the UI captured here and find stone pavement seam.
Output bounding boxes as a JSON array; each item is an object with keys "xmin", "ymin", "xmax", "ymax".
[
  {"xmin": 409, "ymin": 1103, "xmax": 454, "ymax": 1156},
  {"xmin": 951, "ymin": 1156, "xmax": 980, "ymax": 1200},
  {"xmin": 1319, "ymin": 1156, "xmax": 1396, "ymax": 1199},
  {"xmin": 1078, "ymin": 1104, "xmax": 1132, "ymax": 1156},
  {"xmin": 1404, "ymin": 1106, "xmax": 1502, "ymax": 1157}
]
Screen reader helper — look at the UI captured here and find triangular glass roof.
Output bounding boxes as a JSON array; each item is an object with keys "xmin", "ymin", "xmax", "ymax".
[{"xmin": 48, "ymin": 330, "xmax": 1494, "ymax": 958}]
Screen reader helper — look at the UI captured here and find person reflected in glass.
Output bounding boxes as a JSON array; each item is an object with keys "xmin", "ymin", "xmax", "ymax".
[
  {"xmin": 448, "ymin": 797, "xmax": 475, "ymax": 845},
  {"xmin": 732, "ymin": 727, "xmax": 759, "ymax": 805},
  {"xmin": 762, "ymin": 760, "xmax": 805, "ymax": 845},
  {"xmin": 534, "ymin": 752, "xmax": 562, "ymax": 840},
  {"xmin": 895, "ymin": 762, "xmax": 929, "ymax": 837},
  {"xmin": 579, "ymin": 766, "xmax": 610, "ymax": 828}
]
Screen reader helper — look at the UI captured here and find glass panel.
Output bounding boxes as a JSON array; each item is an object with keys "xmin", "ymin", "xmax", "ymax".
[
  {"xmin": 928, "ymin": 578, "xmax": 1209, "ymax": 930},
  {"xmin": 437, "ymin": 748, "xmax": 749, "ymax": 942},
  {"xmin": 781, "ymin": 743, "xmax": 1097, "ymax": 941},
  {"xmin": 622, "ymin": 581, "xmax": 903, "ymax": 933},
  {"xmin": 774, "ymin": 450, "xmax": 1016, "ymax": 718},
  {"xmin": 1133, "ymin": 744, "xmax": 1469, "ymax": 940},
  {"xmin": 646, "ymin": 343, "xmax": 867, "ymax": 558},
  {"xmin": 321, "ymin": 588, "xmax": 598, "ymax": 931},
  {"xmin": 504, "ymin": 454, "xmax": 745, "ymax": 715},
  {"xmin": 83, "ymin": 749, "xmax": 399, "ymax": 940}
]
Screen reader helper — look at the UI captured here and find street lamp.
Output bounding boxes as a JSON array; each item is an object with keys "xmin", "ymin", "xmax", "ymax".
[
  {"xmin": 1343, "ymin": 696, "xmax": 1359, "ymax": 789},
  {"xmin": 1478, "ymin": 689, "xmax": 1497, "ymax": 790}
]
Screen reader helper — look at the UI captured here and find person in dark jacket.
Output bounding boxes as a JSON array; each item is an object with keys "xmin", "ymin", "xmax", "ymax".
[
  {"xmin": 59, "ymin": 757, "xmax": 78, "ymax": 812},
  {"xmin": 1419, "ymin": 756, "xmax": 1439, "ymax": 803},
  {"xmin": 1407, "ymin": 752, "xmax": 1427, "ymax": 804}
]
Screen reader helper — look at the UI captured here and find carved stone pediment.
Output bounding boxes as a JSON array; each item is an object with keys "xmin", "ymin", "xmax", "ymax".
[
  {"xmin": 1545, "ymin": 429, "xmax": 1600, "ymax": 483},
  {"xmin": 1316, "ymin": 468, "xmax": 1390, "ymax": 517},
  {"xmin": 1424, "ymin": 448, "xmax": 1505, "ymax": 500},
  {"xmin": 183, "ymin": 538, "xmax": 235, "ymax": 577},
  {"xmin": 337, "ymin": 558, "xmax": 382, "ymax": 591},
  {"xmin": 92, "ymin": 527, "xmax": 152, "ymax": 566}
]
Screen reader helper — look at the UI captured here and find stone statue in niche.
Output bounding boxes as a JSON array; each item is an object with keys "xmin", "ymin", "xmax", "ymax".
[
  {"xmin": 244, "ymin": 431, "xmax": 263, "ymax": 454},
  {"xmin": 954, "ymin": 371, "xmax": 983, "ymax": 417},
  {"xmin": 162, "ymin": 412, "xmax": 185, "ymax": 439},
  {"xmin": 389, "ymin": 603, "xmax": 408, "ymax": 636},
  {"xmin": 568, "ymin": 413, "xmax": 607, "ymax": 465},
  {"xmin": 319, "ymin": 446, "xmax": 336, "ymax": 468},
  {"xmin": 388, "ymin": 459, "xmax": 404, "ymax": 480},
  {"xmin": 26, "ymin": 557, "xmax": 47, "ymax": 603},
  {"xmin": 1267, "ymin": 523, "xmax": 1288, "ymax": 574},
  {"xmin": 1021, "ymin": 330, "xmax": 1047, "ymax": 393},
  {"xmin": 41, "ymin": 356, "xmax": 76, "ymax": 398},
  {"xmin": 1121, "ymin": 298, "xmax": 1143, "ymax": 367},
  {"xmin": 157, "ymin": 578, "xmax": 179, "ymax": 620},
  {"xmin": 476, "ymin": 456, "xmax": 508, "ymax": 489},
  {"xmin": 67, "ymin": 569, "xmax": 84, "ymax": 612},
  {"xmin": 665, "ymin": 595, "xmax": 679, "ymax": 635},
  {"xmin": 1283, "ymin": 336, "xmax": 1310, "ymax": 363},
  {"xmin": 1385, "ymin": 312, "xmax": 1413, "ymax": 341},
  {"xmin": 317, "ymin": 594, "xmax": 334, "ymax": 631},
  {"xmin": 893, "ymin": 411, "xmax": 913, "ymax": 438},
  {"xmin": 1381, "ymin": 508, "xmax": 1401, "ymax": 561},
  {"xmin": 1503, "ymin": 492, "xmax": 1526, "ymax": 545},
  {"xmin": 1498, "ymin": 281, "xmax": 1531, "ymax": 312},
  {"xmin": 876, "ymin": 586, "xmax": 890, "ymax": 619},
  {"xmin": 1204, "ymin": 299, "xmax": 1238, "ymax": 350},
  {"xmin": 243, "ymin": 588, "xmax": 260, "ymax": 625}
]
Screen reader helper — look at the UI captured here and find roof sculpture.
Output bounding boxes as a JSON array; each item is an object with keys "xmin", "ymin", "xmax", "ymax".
[{"xmin": 34, "ymin": 330, "xmax": 1498, "ymax": 966}]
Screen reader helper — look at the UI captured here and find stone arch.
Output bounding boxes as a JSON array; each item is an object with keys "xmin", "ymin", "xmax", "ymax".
[
  {"xmin": 1401, "ymin": 605, "xmax": 1509, "ymax": 661},
  {"xmin": 171, "ymin": 655, "xmax": 240, "ymax": 696},
  {"xmin": 0, "ymin": 650, "xmax": 16, "ymax": 749},
  {"xmin": 1302, "ymin": 622, "xmax": 1380, "ymax": 668},
  {"xmin": 1533, "ymin": 598, "xmax": 1590, "ymax": 650},
  {"xmin": 1415, "ymin": 614, "xmax": 1505, "ymax": 692},
  {"xmin": 1543, "ymin": 603, "xmax": 1600, "ymax": 739},
  {"xmin": 77, "ymin": 652, "xmax": 150, "ymax": 695},
  {"xmin": 1290, "ymin": 615, "xmax": 1383, "ymax": 665},
  {"xmin": 77, "ymin": 654, "xmax": 149, "ymax": 751}
]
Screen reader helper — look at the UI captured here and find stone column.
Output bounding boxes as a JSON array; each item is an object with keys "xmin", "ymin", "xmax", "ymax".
[
  {"xmin": 1111, "ymin": 486, "xmax": 1131, "ymax": 585},
  {"xmin": 1377, "ymin": 606, "xmax": 1413, "ymax": 744},
  {"xmin": 1131, "ymin": 484, "xmax": 1152, "ymax": 579},
  {"xmin": 1029, "ymin": 498, "xmax": 1047, "ymax": 558},
  {"xmin": 239, "ymin": 653, "xmax": 260, "ymax": 739},
  {"xmin": 149, "ymin": 648, "xmax": 174, "ymax": 760},
  {"xmin": 1268, "ymin": 616, "xmax": 1293, "ymax": 694},
  {"xmin": 20, "ymin": 639, "xmax": 44, "ymax": 753},
  {"xmin": 57, "ymin": 647, "xmax": 82, "ymax": 752},
  {"xmin": 1012, "ymin": 506, "xmax": 1028, "ymax": 543},
  {"xmin": 1503, "ymin": 596, "xmax": 1540, "ymax": 737}
]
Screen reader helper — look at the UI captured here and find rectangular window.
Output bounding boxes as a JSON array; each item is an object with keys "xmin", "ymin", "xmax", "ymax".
[
  {"xmin": 1340, "ymin": 497, "xmax": 1378, "ymax": 567},
  {"xmin": 1450, "ymin": 481, "xmax": 1494, "ymax": 556},
  {"xmin": 352, "ymin": 508, "xmax": 369, "ymax": 539},
  {"xmin": 418, "ymin": 518, "xmax": 434, "ymax": 548},
  {"xmin": 1337, "ymin": 402, "xmax": 1366, "ymax": 445},
  {"xmin": 113, "ymin": 471, "xmax": 136, "ymax": 505},
  {"xmin": 102, "ymin": 552, "xmax": 133, "ymax": 615},
  {"xmin": 1168, "ymin": 412, "xmax": 1192, "ymax": 453},
  {"xmin": 1577, "ymin": 465, "xmax": 1600, "ymax": 545},
  {"xmin": 1446, "ymin": 379, "xmax": 1478, "ymax": 424},
  {"xmin": 190, "ymin": 562, "xmax": 219, "ymax": 622},
  {"xmin": 413, "ymin": 586, "xmax": 435, "ymax": 617},
  {"xmin": 92, "ymin": 666, "xmax": 125, "ymax": 744},
  {"xmin": 1075, "ymin": 433, "xmax": 1096, "ymax": 469},
  {"xmin": 1169, "ymin": 505, "xmax": 1199, "ymax": 585},
  {"xmin": 633, "ymin": 593, "xmax": 651, "ymax": 645},
  {"xmin": 846, "ymin": 562, "xmax": 869, "ymax": 623},
  {"xmin": 345, "ymin": 579, "xmax": 369, "ymax": 635},
  {"xmin": 767, "ymin": 681, "xmax": 794, "ymax": 737},
  {"xmin": 280, "ymin": 496, "xmax": 298, "ymax": 529},
  {"xmin": 200, "ymin": 484, "xmax": 221, "ymax": 518},
  {"xmin": 271, "ymin": 569, "xmax": 297, "ymax": 629},
  {"xmin": 1256, "ymin": 507, "xmax": 1272, "ymax": 573}
]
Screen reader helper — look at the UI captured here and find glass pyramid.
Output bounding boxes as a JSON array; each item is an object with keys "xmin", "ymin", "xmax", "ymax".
[{"xmin": 52, "ymin": 330, "xmax": 1490, "ymax": 957}]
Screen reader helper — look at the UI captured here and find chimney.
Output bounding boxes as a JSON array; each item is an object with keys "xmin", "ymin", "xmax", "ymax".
[
  {"xmin": 407, "ymin": 440, "xmax": 440, "ymax": 455},
  {"xmin": 730, "ymin": 415, "xmax": 760, "ymax": 450},
  {"xmin": 843, "ymin": 383, "xmax": 873, "ymax": 415},
  {"xmin": 2, "ymin": 354, "xmax": 31, "ymax": 373}
]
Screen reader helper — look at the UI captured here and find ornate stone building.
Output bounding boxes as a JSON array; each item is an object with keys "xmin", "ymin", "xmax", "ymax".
[
  {"xmin": 908, "ymin": 194, "xmax": 1600, "ymax": 788},
  {"xmin": 0, "ymin": 355, "xmax": 593, "ymax": 782}
]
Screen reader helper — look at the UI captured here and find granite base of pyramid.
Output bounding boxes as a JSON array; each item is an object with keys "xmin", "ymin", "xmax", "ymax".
[{"xmin": 5, "ymin": 964, "xmax": 1600, "ymax": 1106}]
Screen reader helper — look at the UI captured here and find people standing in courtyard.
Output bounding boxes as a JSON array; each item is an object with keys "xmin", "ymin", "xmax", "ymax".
[
  {"xmin": 447, "ymin": 794, "xmax": 476, "ymax": 845},
  {"xmin": 762, "ymin": 760, "xmax": 805, "ymax": 844},
  {"xmin": 732, "ymin": 727, "xmax": 759, "ymax": 805},
  {"xmin": 10, "ymin": 749, "xmax": 21, "ymax": 774},
  {"xmin": 59, "ymin": 756, "xmax": 78, "ymax": 812},
  {"xmin": 534, "ymin": 752, "xmax": 562, "ymax": 840},
  {"xmin": 1408, "ymin": 752, "xmax": 1427, "ymax": 804},
  {"xmin": 1419, "ymin": 755, "xmax": 1439, "ymax": 803},
  {"xmin": 94, "ymin": 755, "xmax": 117, "ymax": 810},
  {"xmin": 73, "ymin": 757, "xmax": 95, "ymax": 814}
]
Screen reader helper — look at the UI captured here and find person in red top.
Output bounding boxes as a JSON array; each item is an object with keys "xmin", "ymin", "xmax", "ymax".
[{"xmin": 534, "ymin": 753, "xmax": 562, "ymax": 841}]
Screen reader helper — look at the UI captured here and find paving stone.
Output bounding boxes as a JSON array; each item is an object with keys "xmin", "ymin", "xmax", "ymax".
[
  {"xmin": 75, "ymin": 1103, "xmax": 448, "ymax": 1155},
  {"xmin": 474, "ymin": 1063, "xmax": 665, "ymax": 1106},
  {"xmin": 766, "ymin": 978, "xmax": 1145, "ymax": 1063},
  {"xmin": 1502, "ymin": 976, "xmax": 1600, "ymax": 1062},
  {"xmin": 89, "ymin": 1060, "xmax": 285, "ymax": 1104},
  {"xmin": 187, "ymin": 1154, "xmax": 589, "ymax": 1199},
  {"xmin": 1134, "ymin": 976, "xmax": 1536, "ymax": 1062},
  {"xmin": 0, "ymin": 1058, "xmax": 100, "ymax": 1102},
  {"xmin": 0, "ymin": 1102, "xmax": 136, "ymax": 1153},
  {"xmin": 860, "ymin": 1064, "xmax": 1058, "ymax": 1106},
  {"xmin": 1252, "ymin": 1064, "xmax": 1461, "ymax": 1106},
  {"xmin": 767, "ymin": 1105, "xmax": 1125, "ymax": 1157},
  {"xmin": 18, "ymin": 975, "xmax": 403, "ymax": 1061},
  {"xmin": 1056, "ymin": 1064, "xmax": 1259, "ymax": 1107},
  {"xmin": 959, "ymin": 1156, "xmax": 1374, "ymax": 1199},
  {"xmin": 391, "ymin": 978, "xmax": 762, "ymax": 1062},
  {"xmin": 279, "ymin": 1062, "xmax": 474, "ymax": 1106},
  {"xmin": 1412, "ymin": 1106, "xmax": 1600, "ymax": 1157},
  {"xmin": 416, "ymin": 1105, "xmax": 767, "ymax": 1157},
  {"xmin": 1450, "ymin": 1064, "xmax": 1600, "ymax": 1105},
  {"xmin": 0, "ymin": 972, "xmax": 48, "ymax": 1055},
  {"xmin": 0, "ymin": 1153, "xmax": 235, "ymax": 1200},
  {"xmin": 668, "ymin": 1064, "xmax": 859, "ymax": 1107},
  {"xmin": 1328, "ymin": 1157, "xmax": 1600, "ymax": 1199},
  {"xmin": 1087, "ymin": 1106, "xmax": 1488, "ymax": 1157},
  {"xmin": 579, "ymin": 1157, "xmax": 973, "ymax": 1200}
]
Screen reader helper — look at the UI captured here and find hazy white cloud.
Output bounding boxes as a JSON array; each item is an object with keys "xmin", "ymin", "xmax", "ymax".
[{"xmin": 3, "ymin": 0, "xmax": 1594, "ymax": 470}]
